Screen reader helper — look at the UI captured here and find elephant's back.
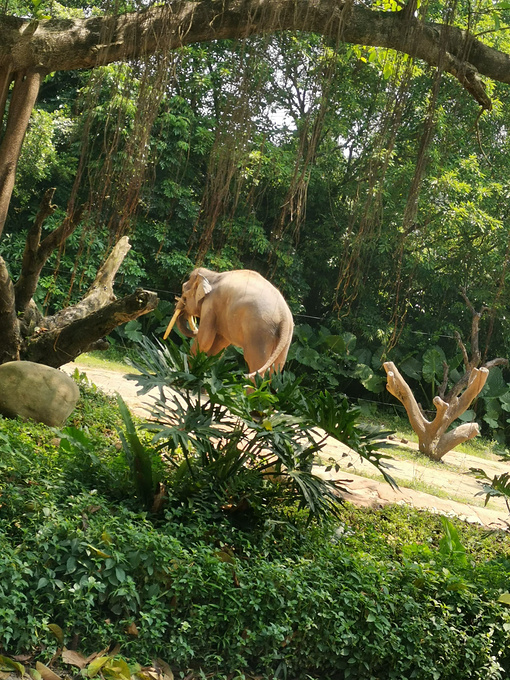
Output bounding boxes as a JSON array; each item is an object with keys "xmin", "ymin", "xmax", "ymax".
[
  {"xmin": 214, "ymin": 270, "xmax": 291, "ymax": 345},
  {"xmin": 219, "ymin": 270, "xmax": 286, "ymax": 302}
]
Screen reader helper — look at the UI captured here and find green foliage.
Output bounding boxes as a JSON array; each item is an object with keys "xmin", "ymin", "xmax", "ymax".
[
  {"xmin": 287, "ymin": 324, "xmax": 385, "ymax": 396},
  {"xmin": 5, "ymin": 30, "xmax": 510, "ymax": 432},
  {"xmin": 1, "ymin": 424, "xmax": 510, "ymax": 679},
  {"xmin": 0, "ymin": 377, "xmax": 510, "ymax": 676},
  {"xmin": 422, "ymin": 346, "xmax": 447, "ymax": 389},
  {"xmin": 438, "ymin": 516, "xmax": 468, "ymax": 567},
  {"xmin": 470, "ymin": 467, "xmax": 510, "ymax": 512},
  {"xmin": 15, "ymin": 108, "xmax": 71, "ymax": 205},
  {"xmin": 477, "ymin": 367, "xmax": 510, "ymax": 444}
]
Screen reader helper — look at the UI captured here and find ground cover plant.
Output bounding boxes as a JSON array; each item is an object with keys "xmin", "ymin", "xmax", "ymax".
[{"xmin": 1, "ymin": 357, "xmax": 510, "ymax": 679}]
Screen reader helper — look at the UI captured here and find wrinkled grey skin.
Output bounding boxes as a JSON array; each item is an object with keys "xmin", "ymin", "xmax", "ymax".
[{"xmin": 164, "ymin": 267, "xmax": 294, "ymax": 377}]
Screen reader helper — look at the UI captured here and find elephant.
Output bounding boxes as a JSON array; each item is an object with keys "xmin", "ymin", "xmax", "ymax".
[{"xmin": 163, "ymin": 268, "xmax": 294, "ymax": 378}]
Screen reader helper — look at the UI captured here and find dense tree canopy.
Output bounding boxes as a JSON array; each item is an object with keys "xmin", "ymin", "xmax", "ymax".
[{"xmin": 1, "ymin": 0, "xmax": 510, "ymax": 442}]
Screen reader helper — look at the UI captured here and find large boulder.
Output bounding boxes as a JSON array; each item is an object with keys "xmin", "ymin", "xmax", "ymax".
[{"xmin": 0, "ymin": 361, "xmax": 79, "ymax": 426}]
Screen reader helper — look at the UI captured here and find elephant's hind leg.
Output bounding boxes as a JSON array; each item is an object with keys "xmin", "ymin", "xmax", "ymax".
[{"xmin": 244, "ymin": 341, "xmax": 275, "ymax": 377}]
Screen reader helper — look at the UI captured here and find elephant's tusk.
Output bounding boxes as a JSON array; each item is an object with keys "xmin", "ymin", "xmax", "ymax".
[
  {"xmin": 163, "ymin": 307, "xmax": 183, "ymax": 340},
  {"xmin": 189, "ymin": 316, "xmax": 198, "ymax": 332}
]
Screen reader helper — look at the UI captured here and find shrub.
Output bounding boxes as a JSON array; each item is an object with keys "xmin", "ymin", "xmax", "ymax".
[
  {"xmin": 1, "ymin": 354, "xmax": 510, "ymax": 678},
  {"xmin": 1, "ymin": 493, "xmax": 510, "ymax": 678},
  {"xmin": 126, "ymin": 336, "xmax": 394, "ymax": 523}
]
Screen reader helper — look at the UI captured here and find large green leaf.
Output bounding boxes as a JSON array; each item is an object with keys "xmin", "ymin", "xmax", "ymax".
[
  {"xmin": 324, "ymin": 334, "xmax": 346, "ymax": 355},
  {"xmin": 481, "ymin": 367, "xmax": 507, "ymax": 399},
  {"xmin": 355, "ymin": 347, "xmax": 372, "ymax": 366},
  {"xmin": 400, "ymin": 356, "xmax": 422, "ymax": 380},
  {"xmin": 295, "ymin": 345, "xmax": 321, "ymax": 369},
  {"xmin": 422, "ymin": 347, "xmax": 446, "ymax": 384},
  {"xmin": 438, "ymin": 516, "xmax": 467, "ymax": 566},
  {"xmin": 499, "ymin": 390, "xmax": 510, "ymax": 412},
  {"xmin": 457, "ymin": 409, "xmax": 475, "ymax": 422},
  {"xmin": 353, "ymin": 364, "xmax": 384, "ymax": 393}
]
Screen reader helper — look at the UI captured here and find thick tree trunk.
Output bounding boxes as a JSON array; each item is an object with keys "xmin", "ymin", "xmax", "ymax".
[
  {"xmin": 0, "ymin": 256, "xmax": 20, "ymax": 363},
  {"xmin": 0, "ymin": 69, "xmax": 44, "ymax": 236}
]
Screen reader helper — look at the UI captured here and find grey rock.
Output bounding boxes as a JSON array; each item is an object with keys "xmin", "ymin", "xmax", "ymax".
[{"xmin": 0, "ymin": 361, "xmax": 79, "ymax": 426}]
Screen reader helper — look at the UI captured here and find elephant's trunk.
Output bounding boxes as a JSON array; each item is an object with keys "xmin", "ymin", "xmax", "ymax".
[
  {"xmin": 163, "ymin": 297, "xmax": 199, "ymax": 341},
  {"xmin": 175, "ymin": 311, "xmax": 199, "ymax": 338}
]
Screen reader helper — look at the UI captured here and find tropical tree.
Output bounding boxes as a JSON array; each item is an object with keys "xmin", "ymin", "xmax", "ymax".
[{"xmin": 2, "ymin": 0, "xmax": 510, "ymax": 366}]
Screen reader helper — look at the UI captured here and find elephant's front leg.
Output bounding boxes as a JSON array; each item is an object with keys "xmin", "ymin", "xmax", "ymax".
[
  {"xmin": 208, "ymin": 335, "xmax": 230, "ymax": 356},
  {"xmin": 191, "ymin": 321, "xmax": 229, "ymax": 357}
]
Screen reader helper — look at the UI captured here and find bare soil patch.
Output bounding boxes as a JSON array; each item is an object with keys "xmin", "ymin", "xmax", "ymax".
[{"xmin": 62, "ymin": 361, "xmax": 510, "ymax": 530}]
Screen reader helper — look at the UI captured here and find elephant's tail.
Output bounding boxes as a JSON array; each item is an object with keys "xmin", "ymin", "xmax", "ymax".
[{"xmin": 248, "ymin": 312, "xmax": 294, "ymax": 379}]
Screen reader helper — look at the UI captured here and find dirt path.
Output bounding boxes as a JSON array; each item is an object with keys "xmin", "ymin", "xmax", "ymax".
[{"xmin": 62, "ymin": 361, "xmax": 510, "ymax": 530}]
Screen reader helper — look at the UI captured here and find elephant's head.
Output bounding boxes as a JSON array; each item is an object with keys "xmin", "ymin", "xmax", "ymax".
[{"xmin": 163, "ymin": 269, "xmax": 213, "ymax": 340}]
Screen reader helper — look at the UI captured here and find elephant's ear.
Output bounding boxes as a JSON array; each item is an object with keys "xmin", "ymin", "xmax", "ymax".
[{"xmin": 196, "ymin": 275, "xmax": 212, "ymax": 302}]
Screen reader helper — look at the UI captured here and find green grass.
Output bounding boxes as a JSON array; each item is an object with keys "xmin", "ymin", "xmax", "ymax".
[
  {"xmin": 74, "ymin": 349, "xmax": 140, "ymax": 373},
  {"xmin": 455, "ymin": 436, "xmax": 505, "ymax": 460}
]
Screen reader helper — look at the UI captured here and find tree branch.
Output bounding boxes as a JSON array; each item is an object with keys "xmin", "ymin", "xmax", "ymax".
[
  {"xmin": 384, "ymin": 361, "xmax": 428, "ymax": 438},
  {"xmin": 14, "ymin": 191, "xmax": 86, "ymax": 313},
  {"xmin": 0, "ymin": 1, "xmax": 503, "ymax": 108},
  {"xmin": 434, "ymin": 422, "xmax": 480, "ymax": 459},
  {"xmin": 14, "ymin": 187, "xmax": 57, "ymax": 312},
  {"xmin": 446, "ymin": 289, "xmax": 496, "ymax": 401},
  {"xmin": 43, "ymin": 235, "xmax": 132, "ymax": 331},
  {"xmin": 454, "ymin": 366, "xmax": 488, "ymax": 415},
  {"xmin": 24, "ymin": 288, "xmax": 159, "ymax": 367},
  {"xmin": 84, "ymin": 234, "xmax": 132, "ymax": 301},
  {"xmin": 454, "ymin": 329, "xmax": 470, "ymax": 371},
  {"xmin": 459, "ymin": 286, "xmax": 489, "ymax": 364}
]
